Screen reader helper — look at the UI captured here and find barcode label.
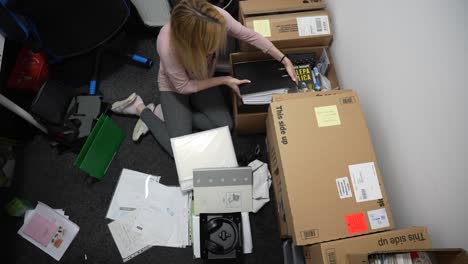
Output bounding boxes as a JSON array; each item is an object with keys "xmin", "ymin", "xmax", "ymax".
[
  {"xmin": 326, "ymin": 249, "xmax": 337, "ymax": 264},
  {"xmin": 336, "ymin": 177, "xmax": 353, "ymax": 199},
  {"xmin": 368, "ymin": 208, "xmax": 390, "ymax": 230},
  {"xmin": 340, "ymin": 96, "xmax": 356, "ymax": 104},
  {"xmin": 316, "ymin": 18, "xmax": 323, "ymax": 32},
  {"xmin": 361, "ymin": 189, "xmax": 368, "ymax": 200},
  {"xmin": 301, "ymin": 229, "xmax": 319, "ymax": 239},
  {"xmin": 297, "ymin": 16, "xmax": 330, "ymax": 36}
]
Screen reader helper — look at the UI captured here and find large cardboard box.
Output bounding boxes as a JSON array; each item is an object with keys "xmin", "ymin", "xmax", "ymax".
[
  {"xmin": 303, "ymin": 227, "xmax": 433, "ymax": 264},
  {"xmin": 266, "ymin": 90, "xmax": 394, "ymax": 245},
  {"xmin": 231, "ymin": 47, "xmax": 339, "ymax": 135},
  {"xmin": 268, "ymin": 90, "xmax": 357, "ymax": 238},
  {"xmin": 239, "ymin": 0, "xmax": 326, "ymax": 16},
  {"xmin": 240, "ymin": 9, "xmax": 333, "ymax": 51}
]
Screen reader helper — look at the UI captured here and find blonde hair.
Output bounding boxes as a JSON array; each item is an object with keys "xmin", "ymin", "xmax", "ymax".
[{"xmin": 170, "ymin": 0, "xmax": 226, "ymax": 80}]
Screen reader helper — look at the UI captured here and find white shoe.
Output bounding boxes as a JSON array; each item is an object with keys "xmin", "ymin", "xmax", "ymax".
[
  {"xmin": 132, "ymin": 103, "xmax": 155, "ymax": 141},
  {"xmin": 154, "ymin": 104, "xmax": 164, "ymax": 122},
  {"xmin": 111, "ymin": 93, "xmax": 144, "ymax": 115}
]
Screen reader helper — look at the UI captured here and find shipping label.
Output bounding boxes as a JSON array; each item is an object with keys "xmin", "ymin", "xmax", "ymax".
[
  {"xmin": 336, "ymin": 177, "xmax": 353, "ymax": 199},
  {"xmin": 349, "ymin": 162, "xmax": 383, "ymax": 202},
  {"xmin": 297, "ymin": 15, "xmax": 330, "ymax": 36}
]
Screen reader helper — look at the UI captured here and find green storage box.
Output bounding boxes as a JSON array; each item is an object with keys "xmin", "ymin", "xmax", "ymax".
[{"xmin": 74, "ymin": 115, "xmax": 124, "ymax": 179}]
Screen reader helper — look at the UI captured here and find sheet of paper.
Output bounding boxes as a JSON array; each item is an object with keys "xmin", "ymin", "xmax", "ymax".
[
  {"xmin": 106, "ymin": 168, "xmax": 161, "ymax": 220},
  {"xmin": 18, "ymin": 202, "xmax": 79, "ymax": 261},
  {"xmin": 253, "ymin": 19, "xmax": 271, "ymax": 37},
  {"xmin": 132, "ymin": 204, "xmax": 173, "ymax": 245},
  {"xmin": 150, "ymin": 186, "xmax": 191, "ymax": 248},
  {"xmin": 241, "ymin": 212, "xmax": 252, "ymax": 254},
  {"xmin": 108, "ymin": 212, "xmax": 153, "ymax": 262}
]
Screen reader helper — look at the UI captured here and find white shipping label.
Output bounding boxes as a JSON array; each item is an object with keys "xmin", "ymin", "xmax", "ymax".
[
  {"xmin": 367, "ymin": 208, "xmax": 390, "ymax": 230},
  {"xmin": 336, "ymin": 177, "xmax": 353, "ymax": 199},
  {"xmin": 349, "ymin": 162, "xmax": 383, "ymax": 202},
  {"xmin": 297, "ymin": 16, "xmax": 330, "ymax": 37}
]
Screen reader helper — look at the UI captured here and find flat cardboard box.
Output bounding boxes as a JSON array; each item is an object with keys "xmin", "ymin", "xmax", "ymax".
[
  {"xmin": 240, "ymin": 10, "xmax": 333, "ymax": 51},
  {"xmin": 230, "ymin": 47, "xmax": 339, "ymax": 135},
  {"xmin": 240, "ymin": 0, "xmax": 326, "ymax": 16},
  {"xmin": 303, "ymin": 227, "xmax": 432, "ymax": 264},
  {"xmin": 268, "ymin": 90, "xmax": 357, "ymax": 238},
  {"xmin": 266, "ymin": 90, "xmax": 394, "ymax": 245},
  {"xmin": 349, "ymin": 248, "xmax": 468, "ymax": 264}
]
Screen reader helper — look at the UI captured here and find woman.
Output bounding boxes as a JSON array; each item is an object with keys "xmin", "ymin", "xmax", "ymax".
[{"xmin": 112, "ymin": 0, "xmax": 297, "ymax": 157}]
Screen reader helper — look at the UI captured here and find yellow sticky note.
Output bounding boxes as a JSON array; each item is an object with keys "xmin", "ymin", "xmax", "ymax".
[
  {"xmin": 315, "ymin": 105, "xmax": 341, "ymax": 127},
  {"xmin": 253, "ymin": 19, "xmax": 271, "ymax": 37}
]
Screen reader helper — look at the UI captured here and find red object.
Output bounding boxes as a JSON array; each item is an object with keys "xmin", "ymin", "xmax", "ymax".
[
  {"xmin": 7, "ymin": 45, "xmax": 49, "ymax": 94},
  {"xmin": 345, "ymin": 212, "xmax": 368, "ymax": 234}
]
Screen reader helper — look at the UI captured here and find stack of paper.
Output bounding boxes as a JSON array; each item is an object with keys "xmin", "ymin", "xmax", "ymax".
[
  {"xmin": 106, "ymin": 169, "xmax": 191, "ymax": 262},
  {"xmin": 233, "ymin": 59, "xmax": 297, "ymax": 105},
  {"xmin": 242, "ymin": 89, "xmax": 290, "ymax": 105},
  {"xmin": 18, "ymin": 202, "xmax": 79, "ymax": 261}
]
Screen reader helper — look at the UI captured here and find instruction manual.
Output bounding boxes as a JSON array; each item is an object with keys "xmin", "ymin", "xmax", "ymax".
[
  {"xmin": 107, "ymin": 168, "xmax": 191, "ymax": 262},
  {"xmin": 18, "ymin": 202, "xmax": 79, "ymax": 261}
]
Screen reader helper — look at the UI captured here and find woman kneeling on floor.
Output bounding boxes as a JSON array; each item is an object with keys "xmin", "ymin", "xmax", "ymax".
[{"xmin": 112, "ymin": 0, "xmax": 297, "ymax": 157}]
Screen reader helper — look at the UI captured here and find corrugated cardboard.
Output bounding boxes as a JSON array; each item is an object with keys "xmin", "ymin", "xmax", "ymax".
[
  {"xmin": 348, "ymin": 248, "xmax": 468, "ymax": 264},
  {"xmin": 240, "ymin": 10, "xmax": 333, "ymax": 51},
  {"xmin": 303, "ymin": 227, "xmax": 432, "ymax": 264},
  {"xmin": 240, "ymin": 0, "xmax": 326, "ymax": 16},
  {"xmin": 266, "ymin": 90, "xmax": 394, "ymax": 245},
  {"xmin": 230, "ymin": 47, "xmax": 339, "ymax": 135},
  {"xmin": 268, "ymin": 90, "xmax": 356, "ymax": 238}
]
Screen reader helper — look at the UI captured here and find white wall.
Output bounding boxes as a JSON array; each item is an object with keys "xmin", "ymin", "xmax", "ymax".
[{"xmin": 326, "ymin": 0, "xmax": 468, "ymax": 248}]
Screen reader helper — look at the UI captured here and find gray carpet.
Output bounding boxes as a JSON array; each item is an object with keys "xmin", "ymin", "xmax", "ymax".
[{"xmin": 4, "ymin": 33, "xmax": 284, "ymax": 264}]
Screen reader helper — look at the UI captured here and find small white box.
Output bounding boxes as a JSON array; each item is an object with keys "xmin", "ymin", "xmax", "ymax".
[{"xmin": 193, "ymin": 167, "xmax": 253, "ymax": 215}]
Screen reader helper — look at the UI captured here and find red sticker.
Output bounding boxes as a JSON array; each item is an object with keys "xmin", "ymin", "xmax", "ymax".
[{"xmin": 345, "ymin": 212, "xmax": 368, "ymax": 234}]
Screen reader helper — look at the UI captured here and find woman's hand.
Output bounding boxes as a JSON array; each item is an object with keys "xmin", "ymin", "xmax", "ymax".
[
  {"xmin": 282, "ymin": 57, "xmax": 298, "ymax": 84},
  {"xmin": 223, "ymin": 76, "xmax": 251, "ymax": 97}
]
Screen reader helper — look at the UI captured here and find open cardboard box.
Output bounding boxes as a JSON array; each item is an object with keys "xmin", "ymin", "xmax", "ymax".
[
  {"xmin": 348, "ymin": 248, "xmax": 468, "ymax": 264},
  {"xmin": 303, "ymin": 227, "xmax": 432, "ymax": 264},
  {"xmin": 230, "ymin": 46, "xmax": 339, "ymax": 135}
]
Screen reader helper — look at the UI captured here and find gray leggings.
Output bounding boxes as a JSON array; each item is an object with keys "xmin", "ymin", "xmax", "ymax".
[{"xmin": 140, "ymin": 88, "xmax": 233, "ymax": 157}]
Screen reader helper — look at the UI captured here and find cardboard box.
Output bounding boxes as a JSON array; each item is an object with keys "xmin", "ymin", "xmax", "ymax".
[
  {"xmin": 239, "ymin": 0, "xmax": 326, "ymax": 16},
  {"xmin": 231, "ymin": 47, "xmax": 339, "ymax": 135},
  {"xmin": 269, "ymin": 90, "xmax": 358, "ymax": 238},
  {"xmin": 348, "ymin": 248, "xmax": 468, "ymax": 264},
  {"xmin": 266, "ymin": 90, "xmax": 394, "ymax": 245},
  {"xmin": 303, "ymin": 227, "xmax": 433, "ymax": 264},
  {"xmin": 240, "ymin": 9, "xmax": 333, "ymax": 51}
]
